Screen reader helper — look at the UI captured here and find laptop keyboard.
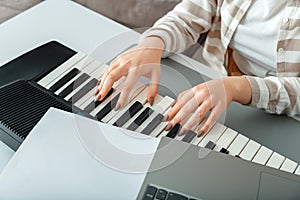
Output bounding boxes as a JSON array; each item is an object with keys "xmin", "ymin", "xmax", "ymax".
[{"xmin": 142, "ymin": 185, "xmax": 201, "ymax": 200}]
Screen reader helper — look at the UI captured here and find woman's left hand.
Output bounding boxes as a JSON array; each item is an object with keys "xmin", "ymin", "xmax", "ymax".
[{"xmin": 165, "ymin": 77, "xmax": 252, "ymax": 136}]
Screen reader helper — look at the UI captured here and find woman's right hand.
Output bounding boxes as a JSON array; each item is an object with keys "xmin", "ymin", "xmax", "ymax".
[{"xmin": 95, "ymin": 36, "xmax": 165, "ymax": 110}]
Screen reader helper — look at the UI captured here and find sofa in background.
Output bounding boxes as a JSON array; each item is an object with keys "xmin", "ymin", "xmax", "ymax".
[
  {"xmin": 0, "ymin": 0, "xmax": 201, "ymax": 57},
  {"xmin": 0, "ymin": 0, "xmax": 40, "ymax": 23},
  {"xmin": 0, "ymin": 0, "xmax": 180, "ymax": 28}
]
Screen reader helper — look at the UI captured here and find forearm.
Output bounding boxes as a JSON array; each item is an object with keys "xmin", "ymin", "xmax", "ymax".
[
  {"xmin": 138, "ymin": 36, "xmax": 165, "ymax": 53},
  {"xmin": 140, "ymin": 0, "xmax": 216, "ymax": 57},
  {"xmin": 244, "ymin": 76, "xmax": 300, "ymax": 115}
]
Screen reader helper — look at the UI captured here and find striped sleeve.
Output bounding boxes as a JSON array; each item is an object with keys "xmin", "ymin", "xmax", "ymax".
[
  {"xmin": 245, "ymin": 76, "xmax": 300, "ymax": 116},
  {"xmin": 140, "ymin": 0, "xmax": 217, "ymax": 57}
]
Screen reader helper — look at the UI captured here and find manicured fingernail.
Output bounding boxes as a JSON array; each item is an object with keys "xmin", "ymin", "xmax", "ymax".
[
  {"xmin": 178, "ymin": 128, "xmax": 187, "ymax": 136},
  {"xmin": 165, "ymin": 123, "xmax": 172, "ymax": 131},
  {"xmin": 163, "ymin": 115, "xmax": 169, "ymax": 121},
  {"xmin": 95, "ymin": 94, "xmax": 101, "ymax": 101},
  {"xmin": 114, "ymin": 103, "xmax": 120, "ymax": 111},
  {"xmin": 94, "ymin": 89, "xmax": 99, "ymax": 96},
  {"xmin": 197, "ymin": 129, "xmax": 204, "ymax": 137},
  {"xmin": 149, "ymin": 97, "xmax": 154, "ymax": 106},
  {"xmin": 171, "ymin": 100, "xmax": 176, "ymax": 107}
]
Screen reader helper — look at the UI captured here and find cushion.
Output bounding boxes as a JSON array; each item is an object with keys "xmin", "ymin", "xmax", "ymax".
[{"xmin": 74, "ymin": 0, "xmax": 181, "ymax": 28}]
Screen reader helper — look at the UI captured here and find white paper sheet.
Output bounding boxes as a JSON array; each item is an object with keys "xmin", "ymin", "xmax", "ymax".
[{"xmin": 0, "ymin": 108, "xmax": 160, "ymax": 199}]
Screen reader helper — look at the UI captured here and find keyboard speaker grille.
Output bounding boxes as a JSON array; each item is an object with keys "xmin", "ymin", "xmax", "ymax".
[{"xmin": 0, "ymin": 80, "xmax": 72, "ymax": 144}]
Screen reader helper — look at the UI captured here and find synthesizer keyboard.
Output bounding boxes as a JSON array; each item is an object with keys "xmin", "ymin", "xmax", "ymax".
[{"xmin": 0, "ymin": 42, "xmax": 299, "ymax": 177}]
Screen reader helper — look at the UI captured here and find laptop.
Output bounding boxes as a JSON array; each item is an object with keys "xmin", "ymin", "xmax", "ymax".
[{"xmin": 0, "ymin": 108, "xmax": 299, "ymax": 199}]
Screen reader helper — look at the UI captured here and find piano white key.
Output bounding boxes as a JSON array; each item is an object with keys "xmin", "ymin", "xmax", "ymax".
[
  {"xmin": 64, "ymin": 63, "xmax": 105, "ymax": 101},
  {"xmin": 191, "ymin": 135, "xmax": 205, "ymax": 145},
  {"xmin": 64, "ymin": 78, "xmax": 91, "ymax": 101},
  {"xmin": 83, "ymin": 60, "xmax": 104, "ymax": 75},
  {"xmin": 122, "ymin": 96, "xmax": 163, "ymax": 128},
  {"xmin": 266, "ymin": 152, "xmax": 285, "ymax": 169},
  {"xmin": 88, "ymin": 63, "xmax": 108, "ymax": 79},
  {"xmin": 152, "ymin": 96, "xmax": 174, "ymax": 113},
  {"xmin": 88, "ymin": 83, "xmax": 126, "ymax": 116},
  {"xmin": 38, "ymin": 52, "xmax": 87, "ymax": 88},
  {"xmin": 149, "ymin": 108, "xmax": 172, "ymax": 138},
  {"xmin": 74, "ymin": 88, "xmax": 94, "ymax": 107},
  {"xmin": 214, "ymin": 128, "xmax": 238, "ymax": 152},
  {"xmin": 136, "ymin": 96, "xmax": 174, "ymax": 133},
  {"xmin": 91, "ymin": 64, "xmax": 109, "ymax": 80},
  {"xmin": 190, "ymin": 120, "xmax": 207, "ymax": 145},
  {"xmin": 152, "ymin": 105, "xmax": 184, "ymax": 138},
  {"xmin": 54, "ymin": 60, "xmax": 100, "ymax": 95},
  {"xmin": 90, "ymin": 82, "xmax": 145, "ymax": 117},
  {"xmin": 295, "ymin": 166, "xmax": 300, "ymax": 175},
  {"xmin": 227, "ymin": 134, "xmax": 249, "ymax": 156},
  {"xmin": 50, "ymin": 57, "xmax": 96, "ymax": 92},
  {"xmin": 54, "ymin": 73, "xmax": 83, "ymax": 95},
  {"xmin": 252, "ymin": 146, "xmax": 273, "ymax": 165},
  {"xmin": 75, "ymin": 77, "xmax": 124, "ymax": 108},
  {"xmin": 104, "ymin": 89, "xmax": 148, "ymax": 124},
  {"xmin": 280, "ymin": 158, "xmax": 298, "ymax": 173},
  {"xmin": 198, "ymin": 123, "xmax": 227, "ymax": 148},
  {"xmin": 175, "ymin": 134, "xmax": 185, "ymax": 141},
  {"xmin": 239, "ymin": 140, "xmax": 261, "ymax": 161},
  {"xmin": 157, "ymin": 129, "xmax": 169, "ymax": 138},
  {"xmin": 45, "ymin": 57, "xmax": 94, "ymax": 89}
]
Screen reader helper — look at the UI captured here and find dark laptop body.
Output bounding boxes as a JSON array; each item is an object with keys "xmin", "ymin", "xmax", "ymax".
[{"xmin": 138, "ymin": 137, "xmax": 300, "ymax": 200}]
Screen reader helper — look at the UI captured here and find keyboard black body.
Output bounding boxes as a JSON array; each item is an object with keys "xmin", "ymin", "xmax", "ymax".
[{"xmin": 0, "ymin": 41, "xmax": 82, "ymax": 151}]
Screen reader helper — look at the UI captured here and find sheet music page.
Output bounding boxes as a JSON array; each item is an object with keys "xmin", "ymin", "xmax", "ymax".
[
  {"xmin": 0, "ymin": 140, "xmax": 14, "ymax": 173},
  {"xmin": 0, "ymin": 108, "xmax": 160, "ymax": 199}
]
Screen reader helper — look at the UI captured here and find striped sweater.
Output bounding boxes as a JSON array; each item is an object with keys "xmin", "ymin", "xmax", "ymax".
[{"xmin": 141, "ymin": 0, "xmax": 300, "ymax": 116}]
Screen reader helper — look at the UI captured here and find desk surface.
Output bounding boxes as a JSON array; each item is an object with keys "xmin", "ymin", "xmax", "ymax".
[{"xmin": 0, "ymin": 0, "xmax": 299, "ymax": 173}]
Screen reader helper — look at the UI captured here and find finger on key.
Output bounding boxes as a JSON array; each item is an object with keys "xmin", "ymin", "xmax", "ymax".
[
  {"xmin": 97, "ymin": 60, "xmax": 119, "ymax": 94},
  {"xmin": 198, "ymin": 106, "xmax": 220, "ymax": 135},
  {"xmin": 164, "ymin": 92, "xmax": 193, "ymax": 129},
  {"xmin": 115, "ymin": 69, "xmax": 139, "ymax": 110},
  {"xmin": 96, "ymin": 67, "xmax": 125, "ymax": 101},
  {"xmin": 170, "ymin": 97, "xmax": 199, "ymax": 129},
  {"xmin": 179, "ymin": 101, "xmax": 209, "ymax": 136},
  {"xmin": 147, "ymin": 68, "xmax": 160, "ymax": 106}
]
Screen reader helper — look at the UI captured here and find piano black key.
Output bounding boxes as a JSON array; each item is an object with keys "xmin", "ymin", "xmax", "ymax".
[
  {"xmin": 204, "ymin": 141, "xmax": 216, "ymax": 150},
  {"xmin": 156, "ymin": 189, "xmax": 168, "ymax": 200},
  {"xmin": 58, "ymin": 73, "xmax": 90, "ymax": 98},
  {"xmin": 127, "ymin": 107, "xmax": 154, "ymax": 131},
  {"xmin": 96, "ymin": 93, "xmax": 120, "ymax": 121},
  {"xmin": 220, "ymin": 148, "xmax": 229, "ymax": 154},
  {"xmin": 166, "ymin": 192, "xmax": 188, "ymax": 200},
  {"xmin": 142, "ymin": 185, "xmax": 157, "ymax": 200},
  {"xmin": 113, "ymin": 101, "xmax": 143, "ymax": 127},
  {"xmin": 166, "ymin": 123, "xmax": 181, "ymax": 139},
  {"xmin": 141, "ymin": 114, "xmax": 164, "ymax": 135},
  {"xmin": 84, "ymin": 88, "xmax": 114, "ymax": 113},
  {"xmin": 49, "ymin": 68, "xmax": 79, "ymax": 92},
  {"xmin": 68, "ymin": 78, "xmax": 98, "ymax": 103},
  {"xmin": 181, "ymin": 130, "xmax": 197, "ymax": 143}
]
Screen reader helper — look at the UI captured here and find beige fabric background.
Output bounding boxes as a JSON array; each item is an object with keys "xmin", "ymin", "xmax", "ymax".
[
  {"xmin": 0, "ymin": 0, "xmax": 199, "ymax": 59},
  {"xmin": 0, "ymin": 0, "xmax": 40, "ymax": 23},
  {"xmin": 0, "ymin": 0, "xmax": 180, "ymax": 28}
]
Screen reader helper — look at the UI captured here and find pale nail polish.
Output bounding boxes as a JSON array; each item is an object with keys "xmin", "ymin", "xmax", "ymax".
[
  {"xmin": 149, "ymin": 97, "xmax": 154, "ymax": 106},
  {"xmin": 114, "ymin": 103, "xmax": 120, "ymax": 111},
  {"xmin": 165, "ymin": 123, "xmax": 172, "ymax": 131},
  {"xmin": 163, "ymin": 115, "xmax": 169, "ymax": 121},
  {"xmin": 178, "ymin": 128, "xmax": 187, "ymax": 136}
]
